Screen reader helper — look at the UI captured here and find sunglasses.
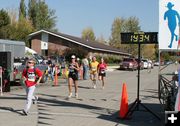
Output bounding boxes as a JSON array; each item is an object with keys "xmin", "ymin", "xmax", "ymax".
[{"xmin": 28, "ymin": 62, "xmax": 34, "ymax": 64}]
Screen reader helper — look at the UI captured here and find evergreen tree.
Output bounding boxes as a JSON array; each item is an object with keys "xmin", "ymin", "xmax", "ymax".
[
  {"xmin": 28, "ymin": 0, "xmax": 56, "ymax": 30},
  {"xmin": 19, "ymin": 0, "xmax": 26, "ymax": 20},
  {"xmin": 0, "ymin": 9, "xmax": 10, "ymax": 28}
]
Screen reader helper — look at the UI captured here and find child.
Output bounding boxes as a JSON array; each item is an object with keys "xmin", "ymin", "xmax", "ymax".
[{"xmin": 22, "ymin": 58, "xmax": 42, "ymax": 115}]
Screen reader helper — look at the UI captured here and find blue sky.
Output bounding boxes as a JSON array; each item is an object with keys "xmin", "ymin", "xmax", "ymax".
[{"xmin": 0, "ymin": 0, "xmax": 158, "ymax": 40}]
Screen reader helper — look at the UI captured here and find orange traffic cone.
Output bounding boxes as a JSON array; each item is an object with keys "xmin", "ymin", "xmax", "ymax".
[
  {"xmin": 80, "ymin": 67, "xmax": 83, "ymax": 80},
  {"xmin": 54, "ymin": 66, "xmax": 58, "ymax": 86},
  {"xmin": 119, "ymin": 83, "xmax": 128, "ymax": 118}
]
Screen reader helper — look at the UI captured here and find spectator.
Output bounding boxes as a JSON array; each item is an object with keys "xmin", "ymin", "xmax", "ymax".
[
  {"xmin": 47, "ymin": 57, "xmax": 52, "ymax": 65},
  {"xmin": 44, "ymin": 63, "xmax": 55, "ymax": 82},
  {"xmin": 82, "ymin": 57, "xmax": 89, "ymax": 80}
]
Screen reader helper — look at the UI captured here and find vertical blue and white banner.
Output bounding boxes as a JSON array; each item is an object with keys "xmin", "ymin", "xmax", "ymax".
[
  {"xmin": 159, "ymin": 0, "xmax": 180, "ymax": 50},
  {"xmin": 41, "ymin": 33, "xmax": 48, "ymax": 50}
]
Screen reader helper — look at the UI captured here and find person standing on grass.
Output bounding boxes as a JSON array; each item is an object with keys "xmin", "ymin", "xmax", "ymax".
[
  {"xmin": 98, "ymin": 58, "xmax": 107, "ymax": 89},
  {"xmin": 68, "ymin": 55, "xmax": 80, "ymax": 99},
  {"xmin": 22, "ymin": 58, "xmax": 43, "ymax": 115}
]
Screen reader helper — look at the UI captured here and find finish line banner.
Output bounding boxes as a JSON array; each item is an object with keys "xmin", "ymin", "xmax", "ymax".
[{"xmin": 159, "ymin": 0, "xmax": 180, "ymax": 50}]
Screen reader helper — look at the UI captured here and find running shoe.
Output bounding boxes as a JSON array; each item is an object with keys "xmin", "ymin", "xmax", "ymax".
[
  {"xmin": 102, "ymin": 86, "xmax": 105, "ymax": 89},
  {"xmin": 33, "ymin": 96, "xmax": 38, "ymax": 104},
  {"xmin": 23, "ymin": 110, "xmax": 28, "ymax": 116},
  {"xmin": 68, "ymin": 93, "xmax": 72, "ymax": 98},
  {"xmin": 75, "ymin": 93, "xmax": 78, "ymax": 99},
  {"xmin": 93, "ymin": 84, "xmax": 97, "ymax": 89}
]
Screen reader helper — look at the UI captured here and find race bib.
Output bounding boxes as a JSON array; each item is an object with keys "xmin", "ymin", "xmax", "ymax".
[
  {"xmin": 27, "ymin": 72, "xmax": 36, "ymax": 82},
  {"xmin": 92, "ymin": 67, "xmax": 96, "ymax": 71},
  {"xmin": 101, "ymin": 69, "xmax": 105, "ymax": 74}
]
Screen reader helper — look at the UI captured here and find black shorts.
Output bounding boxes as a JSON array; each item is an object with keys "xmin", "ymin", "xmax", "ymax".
[
  {"xmin": 68, "ymin": 73, "xmax": 78, "ymax": 81},
  {"xmin": 99, "ymin": 72, "xmax": 106, "ymax": 77}
]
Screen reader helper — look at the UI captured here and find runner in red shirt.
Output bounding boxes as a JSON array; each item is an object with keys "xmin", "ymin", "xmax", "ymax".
[
  {"xmin": 98, "ymin": 58, "xmax": 107, "ymax": 89},
  {"xmin": 22, "ymin": 58, "xmax": 42, "ymax": 115}
]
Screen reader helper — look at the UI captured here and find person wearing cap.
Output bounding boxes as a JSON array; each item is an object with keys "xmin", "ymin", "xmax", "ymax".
[
  {"xmin": 22, "ymin": 58, "xmax": 43, "ymax": 115},
  {"xmin": 90, "ymin": 56, "xmax": 99, "ymax": 89},
  {"xmin": 68, "ymin": 55, "xmax": 80, "ymax": 98},
  {"xmin": 164, "ymin": 2, "xmax": 180, "ymax": 48}
]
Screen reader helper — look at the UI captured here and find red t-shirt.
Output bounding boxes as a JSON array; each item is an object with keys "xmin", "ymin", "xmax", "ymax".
[
  {"xmin": 22, "ymin": 67, "xmax": 43, "ymax": 87},
  {"xmin": 98, "ymin": 63, "xmax": 107, "ymax": 72}
]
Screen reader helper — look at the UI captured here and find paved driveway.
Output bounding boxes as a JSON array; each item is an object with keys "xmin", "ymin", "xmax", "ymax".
[{"xmin": 0, "ymin": 66, "xmax": 166, "ymax": 126}]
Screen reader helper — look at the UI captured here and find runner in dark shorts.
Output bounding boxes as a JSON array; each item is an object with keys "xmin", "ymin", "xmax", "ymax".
[
  {"xmin": 68, "ymin": 55, "xmax": 79, "ymax": 99},
  {"xmin": 98, "ymin": 58, "xmax": 107, "ymax": 89}
]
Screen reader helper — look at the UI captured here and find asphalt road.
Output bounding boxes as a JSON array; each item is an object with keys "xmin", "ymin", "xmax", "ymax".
[{"xmin": 0, "ymin": 65, "xmax": 171, "ymax": 126}]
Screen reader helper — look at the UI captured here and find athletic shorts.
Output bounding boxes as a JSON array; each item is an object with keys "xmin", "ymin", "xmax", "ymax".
[
  {"xmin": 68, "ymin": 73, "xmax": 78, "ymax": 81},
  {"xmin": 90, "ymin": 70, "xmax": 97, "ymax": 75},
  {"xmin": 99, "ymin": 72, "xmax": 106, "ymax": 77}
]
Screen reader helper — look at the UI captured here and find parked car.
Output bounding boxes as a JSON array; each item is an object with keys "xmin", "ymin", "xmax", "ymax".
[
  {"xmin": 120, "ymin": 58, "xmax": 138, "ymax": 71},
  {"xmin": 135, "ymin": 58, "xmax": 144, "ymax": 69},
  {"xmin": 32, "ymin": 54, "xmax": 44, "ymax": 64},
  {"xmin": 154, "ymin": 61, "xmax": 160, "ymax": 66},
  {"xmin": 164, "ymin": 60, "xmax": 173, "ymax": 65},
  {"xmin": 14, "ymin": 57, "xmax": 23, "ymax": 68},
  {"xmin": 142, "ymin": 59, "xmax": 153, "ymax": 69}
]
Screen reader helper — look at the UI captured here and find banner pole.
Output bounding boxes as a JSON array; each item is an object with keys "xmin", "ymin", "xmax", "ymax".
[{"xmin": 0, "ymin": 66, "xmax": 3, "ymax": 96}]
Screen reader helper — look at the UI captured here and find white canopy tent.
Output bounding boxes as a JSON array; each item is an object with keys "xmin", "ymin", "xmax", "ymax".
[{"xmin": 25, "ymin": 47, "xmax": 37, "ymax": 54}]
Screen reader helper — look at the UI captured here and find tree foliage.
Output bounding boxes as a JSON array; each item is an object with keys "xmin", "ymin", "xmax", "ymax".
[
  {"xmin": 63, "ymin": 47, "xmax": 89, "ymax": 62},
  {"xmin": 19, "ymin": 0, "xmax": 26, "ymax": 20},
  {"xmin": 142, "ymin": 44, "xmax": 156, "ymax": 60},
  {"xmin": 0, "ymin": 9, "xmax": 11, "ymax": 39},
  {"xmin": 96, "ymin": 34, "xmax": 107, "ymax": 44},
  {"xmin": 0, "ymin": 8, "xmax": 34, "ymax": 45},
  {"xmin": 109, "ymin": 17, "xmax": 125, "ymax": 48},
  {"xmin": 0, "ymin": 0, "xmax": 57, "ymax": 46},
  {"xmin": 81, "ymin": 27, "xmax": 96, "ymax": 42},
  {"xmin": 28, "ymin": 0, "xmax": 37, "ymax": 27},
  {"xmin": 8, "ymin": 18, "xmax": 34, "ymax": 44},
  {"xmin": 109, "ymin": 16, "xmax": 141, "ymax": 56},
  {"xmin": 123, "ymin": 17, "xmax": 141, "ymax": 56},
  {"xmin": 0, "ymin": 9, "xmax": 10, "ymax": 28},
  {"xmin": 28, "ymin": 0, "xmax": 57, "ymax": 30}
]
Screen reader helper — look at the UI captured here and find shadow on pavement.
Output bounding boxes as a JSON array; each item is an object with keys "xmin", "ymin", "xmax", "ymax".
[
  {"xmin": 0, "ymin": 107, "xmax": 24, "ymax": 115},
  {"xmin": 96, "ymin": 103, "xmax": 165, "ymax": 126},
  {"xmin": 38, "ymin": 121, "xmax": 52, "ymax": 125},
  {"xmin": 35, "ymin": 94, "xmax": 165, "ymax": 126},
  {"xmin": 78, "ymin": 85, "xmax": 92, "ymax": 89},
  {"xmin": 0, "ymin": 96, "xmax": 25, "ymax": 100}
]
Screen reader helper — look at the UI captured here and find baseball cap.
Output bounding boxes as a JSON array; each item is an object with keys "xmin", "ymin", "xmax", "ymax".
[{"xmin": 71, "ymin": 55, "xmax": 76, "ymax": 59}]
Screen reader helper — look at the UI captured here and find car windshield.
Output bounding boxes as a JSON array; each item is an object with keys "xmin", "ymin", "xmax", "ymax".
[
  {"xmin": 142, "ymin": 60, "xmax": 148, "ymax": 62},
  {"xmin": 34, "ymin": 54, "xmax": 42, "ymax": 60},
  {"xmin": 14, "ymin": 58, "xmax": 21, "ymax": 63}
]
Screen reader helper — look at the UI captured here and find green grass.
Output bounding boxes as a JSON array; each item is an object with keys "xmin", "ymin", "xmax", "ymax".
[{"xmin": 107, "ymin": 63, "xmax": 119, "ymax": 66}]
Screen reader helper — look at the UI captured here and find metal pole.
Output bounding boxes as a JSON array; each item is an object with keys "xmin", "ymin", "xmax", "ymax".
[
  {"xmin": 0, "ymin": 66, "xmax": 3, "ymax": 96},
  {"xmin": 137, "ymin": 43, "xmax": 141, "ymax": 110}
]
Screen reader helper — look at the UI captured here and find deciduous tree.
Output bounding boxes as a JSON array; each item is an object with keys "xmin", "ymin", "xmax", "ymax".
[{"xmin": 81, "ymin": 27, "xmax": 96, "ymax": 42}]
